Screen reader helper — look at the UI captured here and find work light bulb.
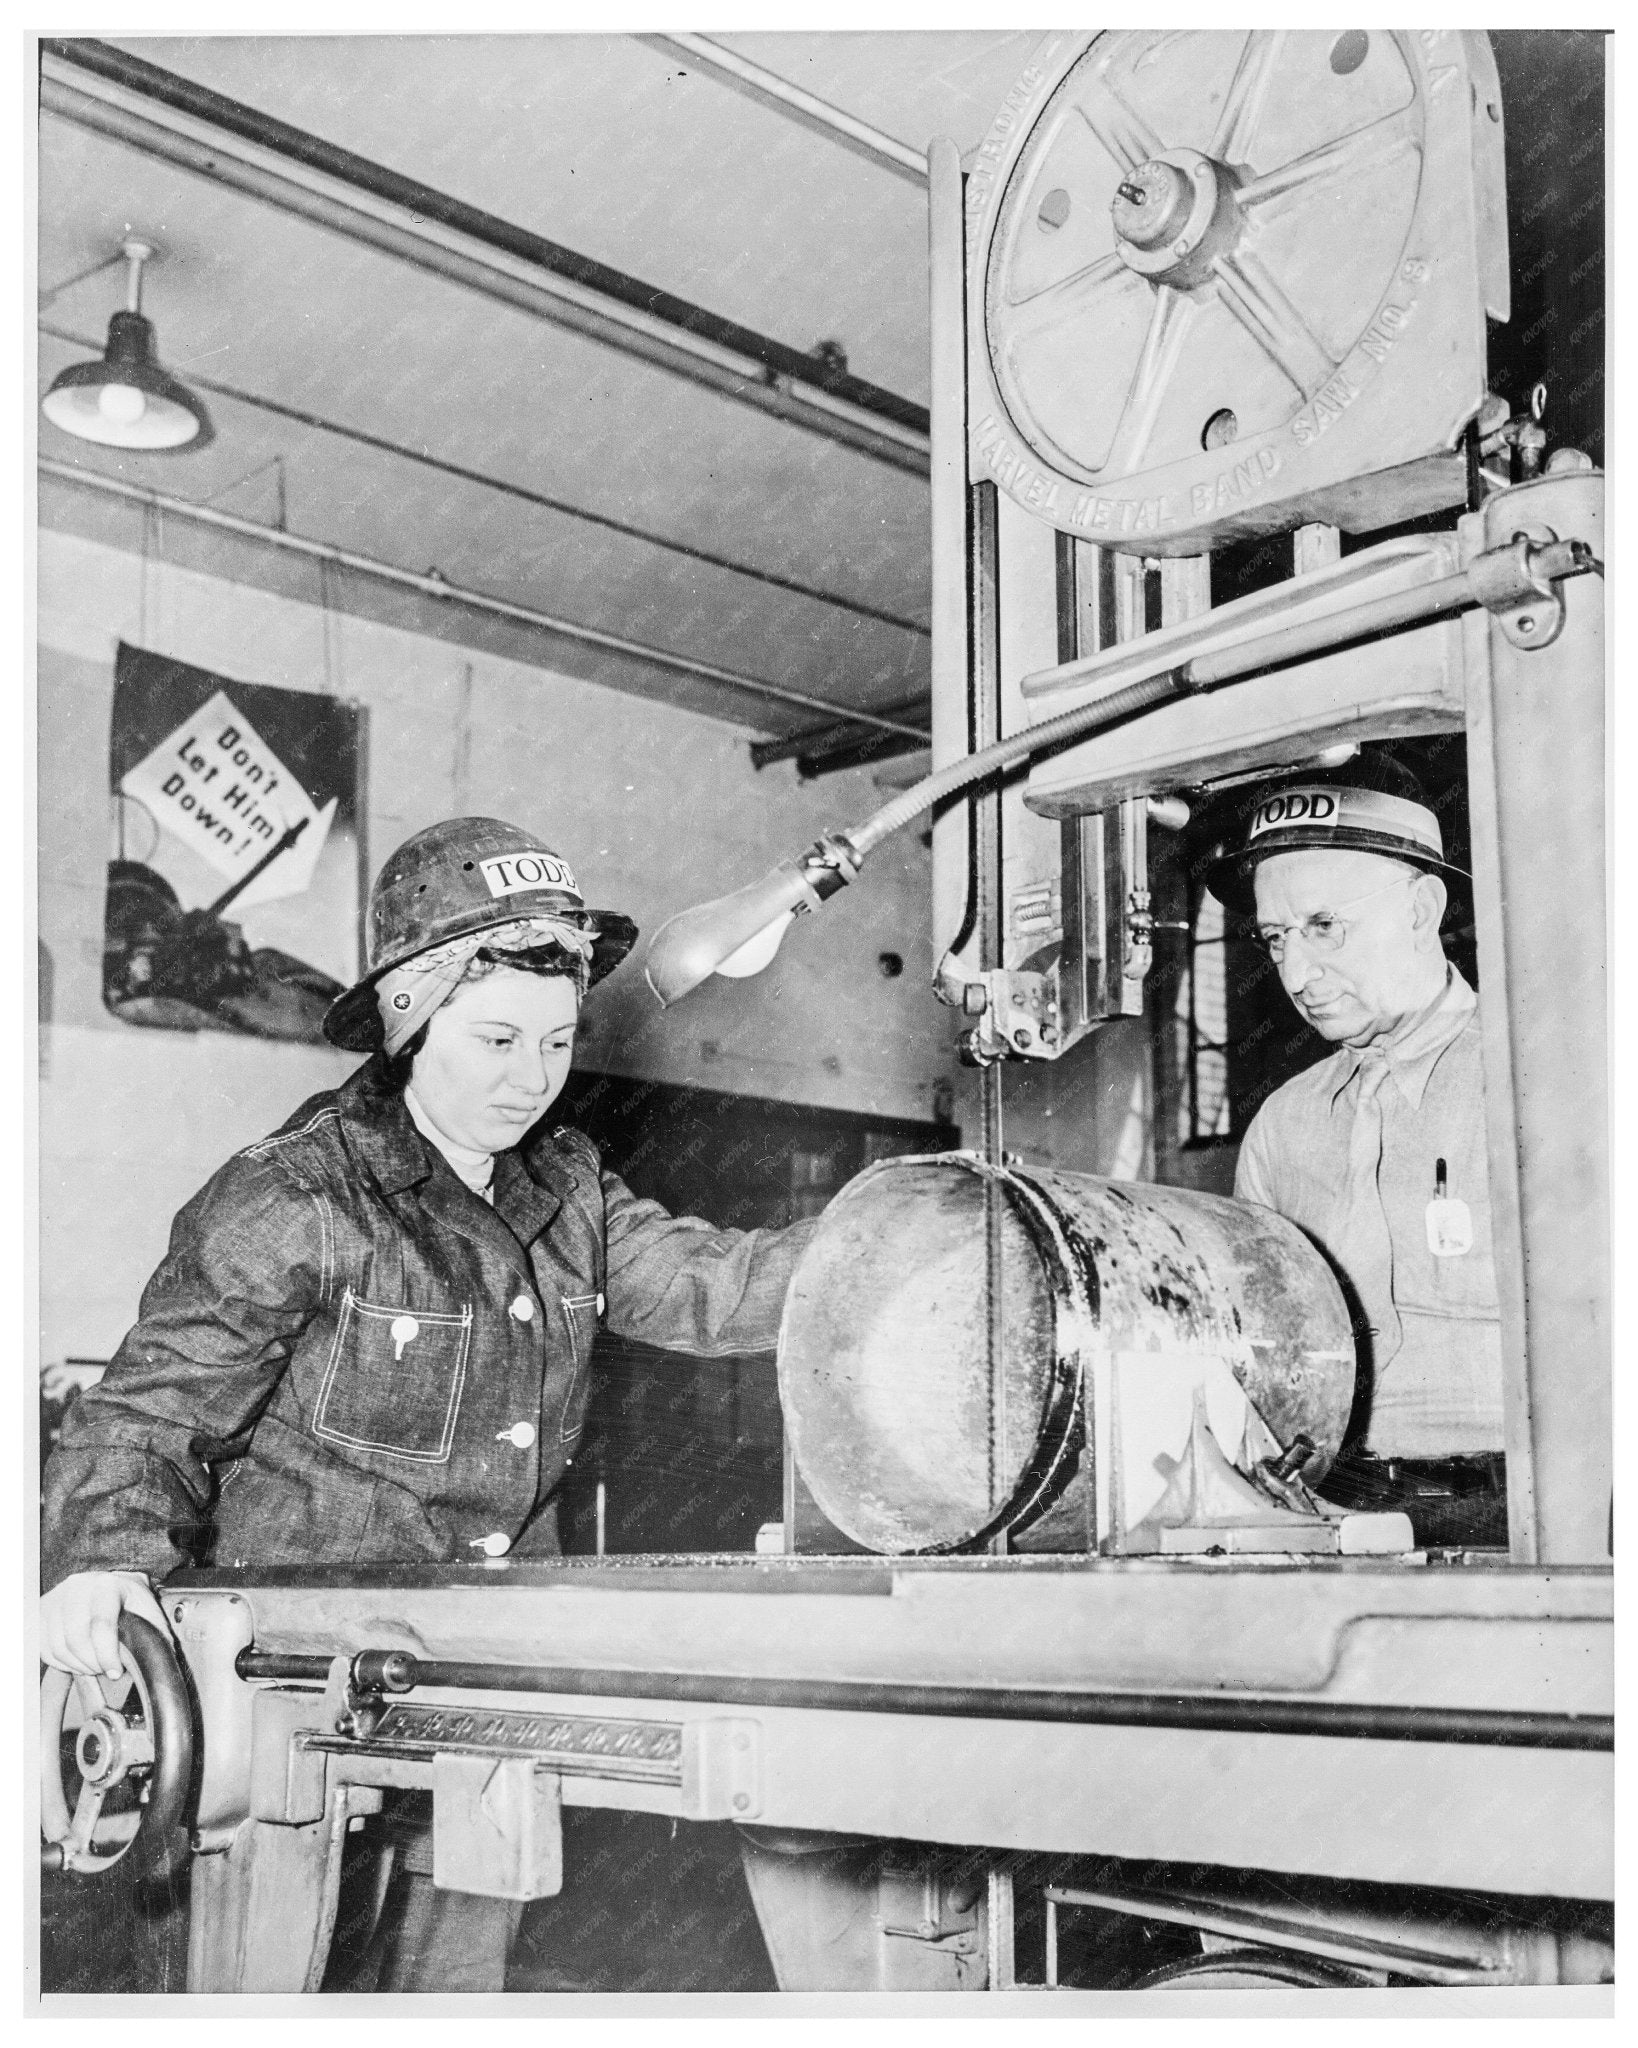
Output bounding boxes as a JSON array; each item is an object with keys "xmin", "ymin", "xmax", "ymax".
[
  {"xmin": 646, "ymin": 865, "xmax": 819, "ymax": 1006},
  {"xmin": 645, "ymin": 836, "xmax": 860, "ymax": 1007},
  {"xmin": 715, "ymin": 912, "xmax": 795, "ymax": 979},
  {"xmin": 97, "ymin": 382, "xmax": 148, "ymax": 426}
]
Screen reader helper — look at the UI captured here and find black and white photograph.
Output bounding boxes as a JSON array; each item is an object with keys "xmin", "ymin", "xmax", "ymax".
[{"xmin": 27, "ymin": 17, "xmax": 1613, "ymax": 2018}]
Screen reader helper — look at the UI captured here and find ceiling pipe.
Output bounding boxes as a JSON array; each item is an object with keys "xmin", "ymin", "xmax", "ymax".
[
  {"xmin": 39, "ymin": 42, "xmax": 931, "ymax": 478},
  {"xmin": 635, "ymin": 34, "xmax": 930, "ymax": 187},
  {"xmin": 40, "ymin": 316, "xmax": 930, "ymax": 637},
  {"xmin": 40, "ymin": 458, "xmax": 931, "ymax": 742}
]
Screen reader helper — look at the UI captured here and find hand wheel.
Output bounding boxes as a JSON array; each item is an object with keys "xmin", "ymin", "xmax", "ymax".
[{"xmin": 40, "ymin": 1613, "xmax": 195, "ymax": 1884}]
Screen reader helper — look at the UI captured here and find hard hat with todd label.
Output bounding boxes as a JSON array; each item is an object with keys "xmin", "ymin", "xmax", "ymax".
[
  {"xmin": 323, "ymin": 817, "xmax": 637, "ymax": 1051},
  {"xmin": 1205, "ymin": 757, "xmax": 1468, "ymax": 915}
]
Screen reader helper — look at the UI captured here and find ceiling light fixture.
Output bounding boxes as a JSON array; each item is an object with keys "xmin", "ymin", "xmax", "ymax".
[{"xmin": 41, "ymin": 237, "xmax": 211, "ymax": 450}]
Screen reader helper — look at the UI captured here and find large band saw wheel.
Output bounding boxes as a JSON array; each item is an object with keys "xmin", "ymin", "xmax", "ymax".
[
  {"xmin": 40, "ymin": 1614, "xmax": 195, "ymax": 1884},
  {"xmin": 972, "ymin": 29, "xmax": 1498, "ymax": 547}
]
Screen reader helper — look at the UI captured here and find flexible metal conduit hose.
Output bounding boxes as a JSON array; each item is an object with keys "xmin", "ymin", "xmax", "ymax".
[
  {"xmin": 643, "ymin": 534, "xmax": 1599, "ymax": 1004},
  {"xmin": 845, "ymin": 667, "xmax": 1184, "ymax": 858}
]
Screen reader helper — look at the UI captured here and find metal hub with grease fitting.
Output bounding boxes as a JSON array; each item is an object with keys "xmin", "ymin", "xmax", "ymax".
[{"xmin": 1111, "ymin": 148, "xmax": 1239, "ymax": 284}]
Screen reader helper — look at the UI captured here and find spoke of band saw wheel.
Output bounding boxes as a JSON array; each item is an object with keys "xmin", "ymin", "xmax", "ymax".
[
  {"xmin": 1100, "ymin": 286, "xmax": 1194, "ymax": 477},
  {"xmin": 1237, "ymin": 106, "xmax": 1420, "ymax": 213},
  {"xmin": 1003, "ymin": 251, "xmax": 1129, "ymax": 343},
  {"xmin": 1211, "ymin": 247, "xmax": 1336, "ymax": 394},
  {"xmin": 1209, "ymin": 29, "xmax": 1287, "ymax": 165},
  {"xmin": 1074, "ymin": 72, "xmax": 1165, "ymax": 172}
]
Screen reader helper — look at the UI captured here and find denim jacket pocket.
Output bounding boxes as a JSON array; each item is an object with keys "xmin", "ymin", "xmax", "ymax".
[
  {"xmin": 313, "ymin": 1288, "xmax": 473, "ymax": 1463},
  {"xmin": 559, "ymin": 1291, "xmax": 603, "ymax": 1444}
]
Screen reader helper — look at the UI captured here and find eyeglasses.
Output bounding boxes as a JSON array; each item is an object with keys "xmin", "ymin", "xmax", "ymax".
[
  {"xmin": 1251, "ymin": 912, "xmax": 1351, "ymax": 963},
  {"xmin": 1252, "ymin": 875, "xmax": 1414, "ymax": 964}
]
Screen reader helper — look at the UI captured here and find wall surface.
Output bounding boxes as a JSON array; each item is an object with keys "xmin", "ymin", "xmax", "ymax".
[
  {"xmin": 35, "ymin": 527, "xmax": 940, "ymax": 1366},
  {"xmin": 36, "ymin": 525, "xmax": 1156, "ymax": 1369}
]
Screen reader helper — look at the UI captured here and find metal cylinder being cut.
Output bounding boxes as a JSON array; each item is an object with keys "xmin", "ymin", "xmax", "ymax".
[{"xmin": 777, "ymin": 1156, "xmax": 1356, "ymax": 1555}]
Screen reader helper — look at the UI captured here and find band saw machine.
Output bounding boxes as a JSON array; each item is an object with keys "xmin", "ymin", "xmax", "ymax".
[{"xmin": 42, "ymin": 29, "xmax": 1610, "ymax": 1994}]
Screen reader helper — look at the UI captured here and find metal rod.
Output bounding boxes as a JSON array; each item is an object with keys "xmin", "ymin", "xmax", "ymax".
[
  {"xmin": 1026, "ymin": 539, "xmax": 1600, "ymax": 706},
  {"xmin": 122, "ymin": 238, "xmax": 149, "ymax": 313},
  {"xmin": 968, "ymin": 481, "xmax": 1008, "ymax": 1535},
  {"xmin": 40, "ymin": 459, "xmax": 930, "ymax": 740},
  {"xmin": 1185, "ymin": 544, "xmax": 1592, "ymax": 685},
  {"xmin": 41, "ymin": 319, "xmax": 928, "ymax": 638},
  {"xmin": 40, "ymin": 44, "xmax": 930, "ymax": 477},
  {"xmin": 42, "ymin": 38, "xmax": 928, "ymax": 430},
  {"xmin": 203, "ymin": 813, "xmax": 307, "ymax": 919},
  {"xmin": 635, "ymin": 34, "xmax": 930, "ymax": 186},
  {"xmin": 837, "ymin": 533, "xmax": 1603, "ymax": 863},
  {"xmin": 972, "ymin": 484, "xmax": 1004, "ymax": 972},
  {"xmin": 37, "ymin": 246, "xmax": 124, "ymax": 309},
  {"xmin": 926, "ymin": 136, "xmax": 975, "ymax": 972},
  {"xmin": 986, "ymin": 1865, "xmax": 1016, "ymax": 1991},
  {"xmin": 983, "ymin": 1072, "xmax": 1006, "ymax": 1525},
  {"xmin": 196, "ymin": 450, "xmax": 287, "ymax": 516},
  {"xmin": 233, "ymin": 1648, "xmax": 1615, "ymax": 1751},
  {"xmin": 1043, "ymin": 1886, "xmax": 1497, "ymax": 1987}
]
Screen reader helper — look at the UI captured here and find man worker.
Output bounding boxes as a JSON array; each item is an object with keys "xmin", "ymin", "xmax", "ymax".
[{"xmin": 1207, "ymin": 759, "xmax": 1505, "ymax": 1547}]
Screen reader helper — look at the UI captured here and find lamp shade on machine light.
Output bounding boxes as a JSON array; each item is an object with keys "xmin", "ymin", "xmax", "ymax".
[{"xmin": 41, "ymin": 240, "xmax": 210, "ymax": 452}]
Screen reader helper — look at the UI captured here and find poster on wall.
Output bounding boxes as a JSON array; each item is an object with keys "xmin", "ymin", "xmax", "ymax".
[{"xmin": 104, "ymin": 642, "xmax": 365, "ymax": 1042}]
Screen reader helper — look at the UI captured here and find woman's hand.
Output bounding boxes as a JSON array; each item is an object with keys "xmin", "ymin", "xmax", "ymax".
[{"xmin": 40, "ymin": 1571, "xmax": 173, "ymax": 1679}]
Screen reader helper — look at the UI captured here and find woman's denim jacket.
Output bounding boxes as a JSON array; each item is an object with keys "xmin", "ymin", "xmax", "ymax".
[{"xmin": 41, "ymin": 1057, "xmax": 813, "ymax": 1584}]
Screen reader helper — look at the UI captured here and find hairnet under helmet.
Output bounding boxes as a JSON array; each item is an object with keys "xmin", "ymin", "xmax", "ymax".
[{"xmin": 322, "ymin": 817, "xmax": 637, "ymax": 1053}]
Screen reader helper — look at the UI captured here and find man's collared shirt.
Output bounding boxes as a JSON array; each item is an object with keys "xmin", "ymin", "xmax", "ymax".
[{"xmin": 1234, "ymin": 967, "xmax": 1502, "ymax": 1458}]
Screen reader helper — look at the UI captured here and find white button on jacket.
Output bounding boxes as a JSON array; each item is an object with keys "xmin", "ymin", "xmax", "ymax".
[
  {"xmin": 509, "ymin": 1296, "xmax": 535, "ymax": 1323},
  {"xmin": 498, "ymin": 1422, "xmax": 537, "ymax": 1449},
  {"xmin": 472, "ymin": 1531, "xmax": 512, "ymax": 1557}
]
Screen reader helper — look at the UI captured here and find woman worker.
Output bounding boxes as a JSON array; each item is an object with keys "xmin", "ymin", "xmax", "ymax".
[{"xmin": 40, "ymin": 815, "xmax": 815, "ymax": 1989}]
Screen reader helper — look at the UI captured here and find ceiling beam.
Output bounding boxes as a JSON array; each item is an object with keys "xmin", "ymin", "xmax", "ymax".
[
  {"xmin": 40, "ymin": 459, "xmax": 932, "ymax": 742},
  {"xmin": 39, "ymin": 40, "xmax": 931, "ymax": 478},
  {"xmin": 749, "ymin": 697, "xmax": 931, "ymax": 776},
  {"xmin": 39, "ymin": 316, "xmax": 930, "ymax": 638},
  {"xmin": 635, "ymin": 34, "xmax": 930, "ymax": 187}
]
